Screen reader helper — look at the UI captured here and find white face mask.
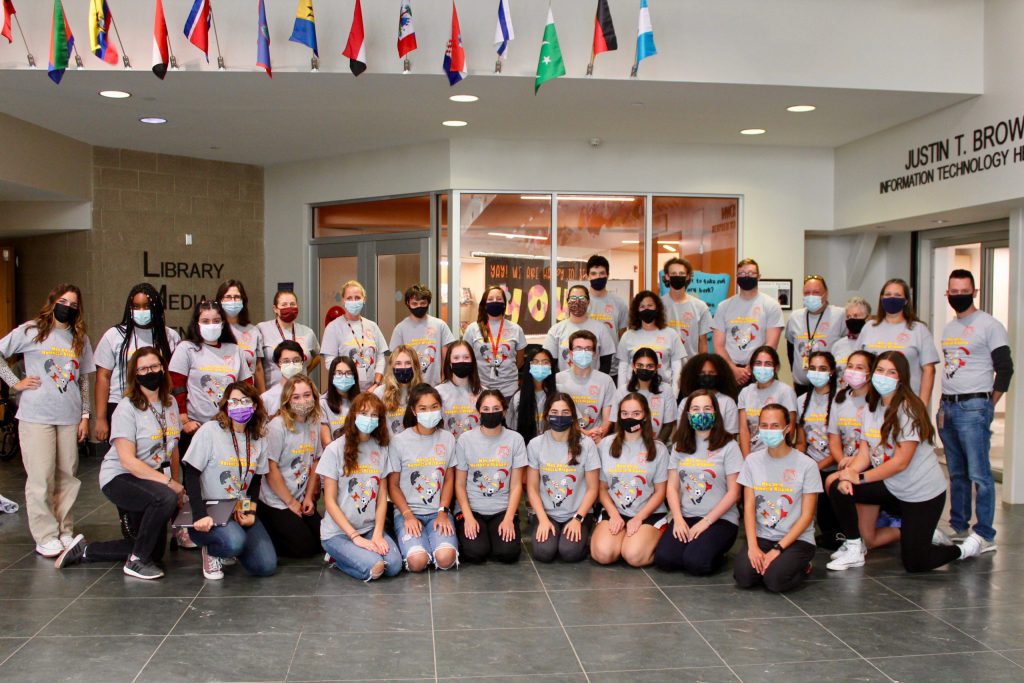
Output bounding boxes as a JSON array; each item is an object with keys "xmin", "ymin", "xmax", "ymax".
[
  {"xmin": 280, "ymin": 361, "xmax": 303, "ymax": 379},
  {"xmin": 199, "ymin": 323, "xmax": 222, "ymax": 343}
]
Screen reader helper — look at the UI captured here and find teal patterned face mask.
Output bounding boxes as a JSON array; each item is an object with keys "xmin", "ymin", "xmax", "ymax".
[{"xmin": 688, "ymin": 412, "xmax": 715, "ymax": 432}]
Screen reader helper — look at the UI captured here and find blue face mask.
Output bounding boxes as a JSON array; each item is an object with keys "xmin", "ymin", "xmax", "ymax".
[
  {"xmin": 529, "ymin": 364, "xmax": 552, "ymax": 381},
  {"xmin": 752, "ymin": 366, "xmax": 775, "ymax": 384},
  {"xmin": 416, "ymin": 410, "xmax": 443, "ymax": 429},
  {"xmin": 333, "ymin": 375, "xmax": 355, "ymax": 393},
  {"xmin": 803, "ymin": 295, "xmax": 823, "ymax": 313},
  {"xmin": 221, "ymin": 301, "xmax": 244, "ymax": 317},
  {"xmin": 571, "ymin": 350, "xmax": 594, "ymax": 369},
  {"xmin": 760, "ymin": 429, "xmax": 786, "ymax": 448},
  {"xmin": 344, "ymin": 300, "xmax": 365, "ymax": 316},
  {"xmin": 872, "ymin": 374, "xmax": 899, "ymax": 396},
  {"xmin": 688, "ymin": 412, "xmax": 715, "ymax": 432},
  {"xmin": 132, "ymin": 309, "xmax": 152, "ymax": 327},
  {"xmin": 354, "ymin": 414, "xmax": 379, "ymax": 434},
  {"xmin": 806, "ymin": 370, "xmax": 831, "ymax": 388}
]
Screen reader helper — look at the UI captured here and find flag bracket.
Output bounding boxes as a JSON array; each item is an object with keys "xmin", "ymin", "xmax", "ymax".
[
  {"xmin": 122, "ymin": 54, "xmax": 131, "ymax": 70},
  {"xmin": 494, "ymin": 59, "xmax": 502, "ymax": 74},
  {"xmin": 216, "ymin": 55, "xmax": 225, "ymax": 71},
  {"xmin": 74, "ymin": 54, "xmax": 83, "ymax": 69},
  {"xmin": 586, "ymin": 63, "xmax": 594, "ymax": 77},
  {"xmin": 311, "ymin": 56, "xmax": 319, "ymax": 72},
  {"xmin": 403, "ymin": 57, "xmax": 411, "ymax": 74},
  {"xmin": 26, "ymin": 53, "xmax": 35, "ymax": 67},
  {"xmin": 169, "ymin": 55, "xmax": 178, "ymax": 70},
  {"xmin": 630, "ymin": 64, "xmax": 638, "ymax": 78}
]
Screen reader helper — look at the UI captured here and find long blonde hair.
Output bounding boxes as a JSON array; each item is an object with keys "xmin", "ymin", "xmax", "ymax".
[
  {"xmin": 278, "ymin": 375, "xmax": 322, "ymax": 432},
  {"xmin": 382, "ymin": 345, "xmax": 423, "ymax": 413},
  {"xmin": 30, "ymin": 283, "xmax": 88, "ymax": 356}
]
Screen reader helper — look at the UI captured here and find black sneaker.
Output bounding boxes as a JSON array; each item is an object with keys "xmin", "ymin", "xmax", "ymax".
[
  {"xmin": 54, "ymin": 534, "xmax": 86, "ymax": 569},
  {"xmin": 123, "ymin": 558, "xmax": 165, "ymax": 580}
]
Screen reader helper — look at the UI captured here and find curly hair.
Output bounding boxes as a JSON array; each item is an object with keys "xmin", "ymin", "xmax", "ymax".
[
  {"xmin": 678, "ymin": 353, "xmax": 739, "ymax": 403},
  {"xmin": 213, "ymin": 381, "xmax": 268, "ymax": 440},
  {"xmin": 30, "ymin": 283, "xmax": 88, "ymax": 356},
  {"xmin": 627, "ymin": 290, "xmax": 666, "ymax": 330},
  {"xmin": 278, "ymin": 375, "xmax": 321, "ymax": 432},
  {"xmin": 341, "ymin": 392, "xmax": 390, "ymax": 476}
]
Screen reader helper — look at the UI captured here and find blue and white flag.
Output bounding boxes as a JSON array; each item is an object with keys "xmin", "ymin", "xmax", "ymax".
[
  {"xmin": 494, "ymin": 0, "xmax": 514, "ymax": 58},
  {"xmin": 634, "ymin": 0, "xmax": 656, "ymax": 70}
]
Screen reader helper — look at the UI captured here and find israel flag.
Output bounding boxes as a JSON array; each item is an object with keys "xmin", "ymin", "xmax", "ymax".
[{"xmin": 495, "ymin": 0, "xmax": 514, "ymax": 57}]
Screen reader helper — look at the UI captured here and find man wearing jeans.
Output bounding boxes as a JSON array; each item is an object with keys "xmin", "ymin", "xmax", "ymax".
[{"xmin": 936, "ymin": 269, "xmax": 1013, "ymax": 553}]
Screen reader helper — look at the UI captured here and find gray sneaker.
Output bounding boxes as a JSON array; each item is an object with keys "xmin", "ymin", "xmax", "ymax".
[
  {"xmin": 123, "ymin": 558, "xmax": 164, "ymax": 580},
  {"xmin": 54, "ymin": 534, "xmax": 86, "ymax": 569}
]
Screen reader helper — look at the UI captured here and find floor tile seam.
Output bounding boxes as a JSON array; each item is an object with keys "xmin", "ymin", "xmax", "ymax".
[
  {"xmin": 525, "ymin": 548, "xmax": 591, "ymax": 683},
  {"xmin": 427, "ymin": 567, "xmax": 438, "ymax": 683},
  {"xmin": 130, "ymin": 577, "xmax": 208, "ymax": 683},
  {"xmin": 688, "ymin": 609, "xmax": 926, "ymax": 622}
]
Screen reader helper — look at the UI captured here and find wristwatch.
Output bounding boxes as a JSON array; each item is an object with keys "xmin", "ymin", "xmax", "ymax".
[
  {"xmin": 438, "ymin": 506, "xmax": 452, "ymax": 515},
  {"xmin": 858, "ymin": 473, "xmax": 866, "ymax": 483},
  {"xmin": 771, "ymin": 542, "xmax": 784, "ymax": 553},
  {"xmin": 573, "ymin": 513, "xmax": 586, "ymax": 523}
]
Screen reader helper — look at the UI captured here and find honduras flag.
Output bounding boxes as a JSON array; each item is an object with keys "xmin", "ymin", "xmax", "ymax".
[{"xmin": 635, "ymin": 0, "xmax": 656, "ymax": 68}]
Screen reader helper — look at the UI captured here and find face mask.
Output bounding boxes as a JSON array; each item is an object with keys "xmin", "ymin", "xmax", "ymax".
[
  {"xmin": 394, "ymin": 367, "xmax": 414, "ymax": 384},
  {"xmin": 480, "ymin": 412, "xmax": 504, "ymax": 429},
  {"xmin": 688, "ymin": 412, "xmax": 715, "ymax": 432},
  {"xmin": 843, "ymin": 369, "xmax": 868, "ymax": 389},
  {"xmin": 333, "ymin": 375, "xmax": 355, "ymax": 393},
  {"xmin": 571, "ymin": 350, "xmax": 594, "ymax": 369},
  {"xmin": 698, "ymin": 373, "xmax": 718, "ymax": 390},
  {"xmin": 845, "ymin": 318, "xmax": 866, "ymax": 336},
  {"xmin": 752, "ymin": 366, "xmax": 775, "ymax": 384},
  {"xmin": 344, "ymin": 300, "xmax": 365, "ymax": 316},
  {"xmin": 228, "ymin": 406, "xmax": 254, "ymax": 425},
  {"xmin": 803, "ymin": 295, "xmax": 823, "ymax": 313},
  {"xmin": 132, "ymin": 310, "xmax": 152, "ymax": 327},
  {"xmin": 529, "ymin": 364, "xmax": 552, "ymax": 382},
  {"xmin": 221, "ymin": 301, "xmax": 244, "ymax": 317},
  {"xmin": 409, "ymin": 305, "xmax": 429, "ymax": 319},
  {"xmin": 280, "ymin": 362, "xmax": 303, "ymax": 379},
  {"xmin": 53, "ymin": 303, "xmax": 78, "ymax": 325},
  {"xmin": 136, "ymin": 371, "xmax": 164, "ymax": 391},
  {"xmin": 199, "ymin": 323, "xmax": 222, "ymax": 343},
  {"xmin": 278, "ymin": 308, "xmax": 298, "ymax": 323},
  {"xmin": 872, "ymin": 374, "xmax": 899, "ymax": 397},
  {"xmin": 618, "ymin": 417, "xmax": 643, "ymax": 433},
  {"xmin": 291, "ymin": 399, "xmax": 315, "ymax": 418},
  {"xmin": 568, "ymin": 300, "xmax": 588, "ymax": 317},
  {"xmin": 638, "ymin": 309, "xmax": 658, "ymax": 324},
  {"xmin": 355, "ymin": 414, "xmax": 379, "ymax": 434},
  {"xmin": 948, "ymin": 294, "xmax": 974, "ymax": 313},
  {"xmin": 635, "ymin": 368, "xmax": 656, "ymax": 382},
  {"xmin": 668, "ymin": 275, "xmax": 689, "ymax": 291},
  {"xmin": 485, "ymin": 301, "xmax": 506, "ymax": 317},
  {"xmin": 416, "ymin": 410, "xmax": 443, "ymax": 429},
  {"xmin": 590, "ymin": 277, "xmax": 608, "ymax": 291},
  {"xmin": 737, "ymin": 276, "xmax": 758, "ymax": 291},
  {"xmin": 542, "ymin": 415, "xmax": 570, "ymax": 432},
  {"xmin": 451, "ymin": 362, "xmax": 474, "ymax": 379},
  {"xmin": 760, "ymin": 429, "xmax": 786, "ymax": 448},
  {"xmin": 881, "ymin": 297, "xmax": 907, "ymax": 315},
  {"xmin": 806, "ymin": 370, "xmax": 831, "ymax": 388}
]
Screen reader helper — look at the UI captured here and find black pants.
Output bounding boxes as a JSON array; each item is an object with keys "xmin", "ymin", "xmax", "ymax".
[
  {"xmin": 734, "ymin": 537, "xmax": 815, "ymax": 593},
  {"xmin": 816, "ymin": 469, "xmax": 843, "ymax": 549},
  {"xmin": 456, "ymin": 511, "xmax": 521, "ymax": 564},
  {"xmin": 654, "ymin": 517, "xmax": 738, "ymax": 575},
  {"xmin": 257, "ymin": 503, "xmax": 322, "ymax": 558},
  {"xmin": 105, "ymin": 402, "xmax": 119, "ymax": 442},
  {"xmin": 828, "ymin": 480, "xmax": 959, "ymax": 573},
  {"xmin": 528, "ymin": 515, "xmax": 593, "ymax": 563},
  {"xmin": 86, "ymin": 474, "xmax": 178, "ymax": 563},
  {"xmin": 178, "ymin": 429, "xmax": 195, "ymax": 461}
]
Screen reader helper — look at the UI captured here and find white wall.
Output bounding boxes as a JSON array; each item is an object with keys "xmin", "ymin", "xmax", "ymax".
[{"xmin": 805, "ymin": 232, "xmax": 913, "ymax": 312}]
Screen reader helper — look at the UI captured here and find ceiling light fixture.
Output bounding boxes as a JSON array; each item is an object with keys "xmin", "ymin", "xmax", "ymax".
[
  {"xmin": 931, "ymin": 219, "xmax": 949, "ymax": 224},
  {"xmin": 520, "ymin": 195, "xmax": 635, "ymax": 202},
  {"xmin": 99, "ymin": 90, "xmax": 131, "ymax": 99},
  {"xmin": 450, "ymin": 94, "xmax": 479, "ymax": 103},
  {"xmin": 621, "ymin": 240, "xmax": 640, "ymax": 244},
  {"xmin": 740, "ymin": 128, "xmax": 766, "ymax": 135},
  {"xmin": 662, "ymin": 244, "xmax": 678, "ymax": 252},
  {"xmin": 488, "ymin": 231, "xmax": 547, "ymax": 241},
  {"xmin": 786, "ymin": 105, "xmax": 815, "ymax": 112},
  {"xmin": 139, "ymin": 117, "xmax": 167, "ymax": 124},
  {"xmin": 442, "ymin": 120, "xmax": 468, "ymax": 127}
]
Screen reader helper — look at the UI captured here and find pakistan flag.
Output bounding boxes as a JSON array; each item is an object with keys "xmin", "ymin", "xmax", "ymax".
[{"xmin": 535, "ymin": 8, "xmax": 565, "ymax": 93}]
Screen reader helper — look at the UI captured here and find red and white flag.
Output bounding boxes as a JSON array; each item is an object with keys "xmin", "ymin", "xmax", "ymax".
[
  {"xmin": 152, "ymin": 0, "xmax": 170, "ymax": 79},
  {"xmin": 343, "ymin": 0, "xmax": 366, "ymax": 76}
]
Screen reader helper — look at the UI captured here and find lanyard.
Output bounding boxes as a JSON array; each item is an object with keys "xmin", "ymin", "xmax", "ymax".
[
  {"xmin": 488, "ymin": 319, "xmax": 504, "ymax": 377},
  {"xmin": 229, "ymin": 427, "xmax": 253, "ymax": 496},
  {"xmin": 346, "ymin": 320, "xmax": 366, "ymax": 359},
  {"xmin": 147, "ymin": 401, "xmax": 170, "ymax": 469},
  {"xmin": 275, "ymin": 319, "xmax": 295, "ymax": 342},
  {"xmin": 802, "ymin": 311, "xmax": 826, "ymax": 369}
]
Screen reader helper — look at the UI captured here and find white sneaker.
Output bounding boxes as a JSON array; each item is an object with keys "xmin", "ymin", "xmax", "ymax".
[
  {"xmin": 830, "ymin": 540, "xmax": 850, "ymax": 561},
  {"xmin": 218, "ymin": 556, "xmax": 237, "ymax": 566},
  {"xmin": 35, "ymin": 538, "xmax": 64, "ymax": 558},
  {"xmin": 175, "ymin": 527, "xmax": 198, "ymax": 549},
  {"xmin": 59, "ymin": 534, "xmax": 77, "ymax": 549},
  {"xmin": 958, "ymin": 533, "xmax": 985, "ymax": 560},
  {"xmin": 826, "ymin": 538, "xmax": 866, "ymax": 571},
  {"xmin": 201, "ymin": 547, "xmax": 224, "ymax": 580},
  {"xmin": 932, "ymin": 528, "xmax": 955, "ymax": 546}
]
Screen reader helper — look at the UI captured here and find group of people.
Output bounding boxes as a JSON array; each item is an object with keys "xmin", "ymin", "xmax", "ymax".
[{"xmin": 0, "ymin": 253, "xmax": 1011, "ymax": 593}]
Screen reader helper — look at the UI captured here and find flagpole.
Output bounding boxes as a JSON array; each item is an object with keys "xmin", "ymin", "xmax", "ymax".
[
  {"xmin": 108, "ymin": 13, "xmax": 131, "ymax": 68},
  {"xmin": 11, "ymin": 14, "xmax": 35, "ymax": 67},
  {"xmin": 210, "ymin": 5, "xmax": 225, "ymax": 70},
  {"xmin": 72, "ymin": 42, "xmax": 84, "ymax": 69}
]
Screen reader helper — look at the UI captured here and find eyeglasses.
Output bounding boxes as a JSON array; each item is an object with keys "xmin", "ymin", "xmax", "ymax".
[
  {"xmin": 136, "ymin": 365, "xmax": 163, "ymax": 375},
  {"xmin": 226, "ymin": 398, "xmax": 254, "ymax": 409},
  {"xmin": 219, "ymin": 294, "xmax": 243, "ymax": 302},
  {"xmin": 56, "ymin": 298, "xmax": 79, "ymax": 309},
  {"xmin": 334, "ymin": 372, "xmax": 354, "ymax": 379},
  {"xmin": 567, "ymin": 296, "xmax": 589, "ymax": 304}
]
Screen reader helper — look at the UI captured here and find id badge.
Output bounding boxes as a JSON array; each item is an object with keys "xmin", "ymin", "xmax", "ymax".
[{"xmin": 235, "ymin": 497, "xmax": 253, "ymax": 514}]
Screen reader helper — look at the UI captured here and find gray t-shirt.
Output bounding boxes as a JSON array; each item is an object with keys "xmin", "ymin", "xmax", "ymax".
[
  {"xmin": 616, "ymin": 327, "xmax": 687, "ymax": 387},
  {"xmin": 737, "ymin": 447, "xmax": 822, "ymax": 544},
  {"xmin": 543, "ymin": 318, "xmax": 617, "ymax": 366},
  {"xmin": 99, "ymin": 397, "xmax": 181, "ymax": 488},
  {"xmin": 611, "ymin": 386, "xmax": 678, "ymax": 436},
  {"xmin": 785, "ymin": 305, "xmax": 846, "ymax": 385},
  {"xmin": 321, "ymin": 317, "xmax": 388, "ymax": 392},
  {"xmin": 168, "ymin": 342, "xmax": 253, "ymax": 423},
  {"xmin": 598, "ymin": 435, "xmax": 669, "ymax": 517},
  {"xmin": 661, "ymin": 294, "xmax": 712, "ymax": 358},
  {"xmin": 260, "ymin": 381, "xmax": 284, "ymax": 417},
  {"xmin": 454, "ymin": 426, "xmax": 527, "ymax": 516},
  {"xmin": 386, "ymin": 427, "xmax": 456, "ymax": 517},
  {"xmin": 797, "ymin": 390, "xmax": 832, "ymax": 463},
  {"xmin": 588, "ymin": 292, "xmax": 629, "ymax": 334},
  {"xmin": 389, "ymin": 315, "xmax": 457, "ymax": 386},
  {"xmin": 827, "ymin": 392, "xmax": 868, "ymax": 460},
  {"xmin": 711, "ymin": 292, "xmax": 785, "ymax": 366},
  {"xmin": 861, "ymin": 405, "xmax": 947, "ymax": 503},
  {"xmin": 858, "ymin": 319, "xmax": 939, "ymax": 393},
  {"xmin": 372, "ymin": 384, "xmax": 410, "ymax": 436},
  {"xmin": 436, "ymin": 382, "xmax": 480, "ymax": 439},
  {"xmin": 94, "ymin": 325, "xmax": 181, "ymax": 403},
  {"xmin": 316, "ymin": 436, "xmax": 389, "ymax": 538},
  {"xmin": 462, "ymin": 319, "xmax": 527, "ymax": 398},
  {"xmin": 320, "ymin": 394, "xmax": 350, "ymax": 441},
  {"xmin": 669, "ymin": 436, "xmax": 743, "ymax": 524},
  {"xmin": 0, "ymin": 323, "xmax": 96, "ymax": 426},
  {"xmin": 257, "ymin": 320, "xmax": 321, "ymax": 387},
  {"xmin": 182, "ymin": 420, "xmax": 269, "ymax": 500},
  {"xmin": 737, "ymin": 380, "xmax": 799, "ymax": 450},
  {"xmin": 941, "ymin": 310, "xmax": 1010, "ymax": 395},
  {"xmin": 555, "ymin": 369, "xmax": 616, "ymax": 431},
  {"xmin": 259, "ymin": 415, "xmax": 322, "ymax": 510},
  {"xmin": 681, "ymin": 393, "xmax": 740, "ymax": 435},
  {"xmin": 527, "ymin": 431, "xmax": 601, "ymax": 522},
  {"xmin": 230, "ymin": 323, "xmax": 264, "ymax": 380},
  {"xmin": 831, "ymin": 336, "xmax": 860, "ymax": 381},
  {"xmin": 507, "ymin": 389, "xmax": 549, "ymax": 434}
]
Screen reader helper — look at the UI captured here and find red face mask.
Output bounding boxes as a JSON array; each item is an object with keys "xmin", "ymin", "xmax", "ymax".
[{"xmin": 278, "ymin": 307, "xmax": 298, "ymax": 323}]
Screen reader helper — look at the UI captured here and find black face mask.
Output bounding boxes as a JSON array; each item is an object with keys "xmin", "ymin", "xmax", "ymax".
[
  {"xmin": 590, "ymin": 277, "xmax": 608, "ymax": 291},
  {"xmin": 737, "ymin": 276, "xmax": 758, "ymax": 292},
  {"xmin": 619, "ymin": 417, "xmax": 643, "ymax": 434},
  {"xmin": 638, "ymin": 309, "xmax": 658, "ymax": 325},
  {"xmin": 394, "ymin": 368, "xmax": 414, "ymax": 384},
  {"xmin": 451, "ymin": 362, "xmax": 474, "ymax": 379},
  {"xmin": 948, "ymin": 294, "xmax": 974, "ymax": 313},
  {"xmin": 136, "ymin": 372, "xmax": 164, "ymax": 391},
  {"xmin": 668, "ymin": 275, "xmax": 690, "ymax": 291},
  {"xmin": 635, "ymin": 368, "xmax": 657, "ymax": 382},
  {"xmin": 698, "ymin": 373, "xmax": 719, "ymax": 390},
  {"xmin": 485, "ymin": 301, "xmax": 507, "ymax": 317},
  {"xmin": 548, "ymin": 415, "xmax": 573, "ymax": 432},
  {"xmin": 409, "ymin": 305, "xmax": 429, "ymax": 319},
  {"xmin": 480, "ymin": 412, "xmax": 504, "ymax": 429},
  {"xmin": 845, "ymin": 318, "xmax": 866, "ymax": 336},
  {"xmin": 53, "ymin": 303, "xmax": 78, "ymax": 325}
]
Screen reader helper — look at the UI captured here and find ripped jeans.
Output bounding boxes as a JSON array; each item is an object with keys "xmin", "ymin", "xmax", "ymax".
[{"xmin": 394, "ymin": 511, "xmax": 459, "ymax": 569}]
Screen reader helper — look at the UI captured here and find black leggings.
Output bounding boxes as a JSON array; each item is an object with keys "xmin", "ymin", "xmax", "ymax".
[
  {"xmin": 828, "ymin": 480, "xmax": 959, "ymax": 573},
  {"xmin": 734, "ymin": 537, "xmax": 816, "ymax": 593},
  {"xmin": 528, "ymin": 515, "xmax": 593, "ymax": 563},
  {"xmin": 257, "ymin": 503, "xmax": 322, "ymax": 558},
  {"xmin": 816, "ymin": 469, "xmax": 843, "ymax": 547},
  {"xmin": 654, "ymin": 517, "xmax": 738, "ymax": 575},
  {"xmin": 456, "ymin": 511, "xmax": 521, "ymax": 564},
  {"xmin": 86, "ymin": 474, "xmax": 178, "ymax": 564}
]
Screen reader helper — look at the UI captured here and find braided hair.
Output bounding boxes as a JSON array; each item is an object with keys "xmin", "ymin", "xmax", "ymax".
[
  {"xmin": 116, "ymin": 283, "xmax": 172, "ymax": 397},
  {"xmin": 798, "ymin": 351, "xmax": 837, "ymax": 432}
]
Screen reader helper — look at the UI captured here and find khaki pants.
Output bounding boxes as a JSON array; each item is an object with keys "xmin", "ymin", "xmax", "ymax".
[{"xmin": 19, "ymin": 421, "xmax": 81, "ymax": 544}]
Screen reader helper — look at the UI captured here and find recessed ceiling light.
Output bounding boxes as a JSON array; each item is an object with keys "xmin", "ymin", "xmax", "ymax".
[
  {"xmin": 449, "ymin": 94, "xmax": 478, "ymax": 103},
  {"xmin": 442, "ymin": 120, "xmax": 468, "ymax": 127},
  {"xmin": 931, "ymin": 219, "xmax": 949, "ymax": 224},
  {"xmin": 139, "ymin": 117, "xmax": 167, "ymax": 124},
  {"xmin": 662, "ymin": 244, "xmax": 677, "ymax": 252},
  {"xmin": 740, "ymin": 128, "xmax": 766, "ymax": 135},
  {"xmin": 99, "ymin": 90, "xmax": 131, "ymax": 99},
  {"xmin": 786, "ymin": 105, "xmax": 815, "ymax": 113},
  {"xmin": 487, "ymin": 231, "xmax": 547, "ymax": 241}
]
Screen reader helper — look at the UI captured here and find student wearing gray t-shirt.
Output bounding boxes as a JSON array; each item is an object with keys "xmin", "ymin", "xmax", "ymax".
[
  {"xmin": 555, "ymin": 330, "xmax": 616, "ymax": 443},
  {"xmin": 462, "ymin": 287, "xmax": 527, "ymax": 399},
  {"xmin": 737, "ymin": 346, "xmax": 799, "ymax": 456},
  {"xmin": 544, "ymin": 285, "xmax": 618, "ymax": 373},
  {"xmin": 389, "ymin": 284, "xmax": 457, "ymax": 386},
  {"xmin": 660, "ymin": 257, "xmax": 712, "ymax": 357},
  {"xmin": 784, "ymin": 276, "xmax": 846, "ymax": 395},
  {"xmin": 711, "ymin": 258, "xmax": 784, "ymax": 385}
]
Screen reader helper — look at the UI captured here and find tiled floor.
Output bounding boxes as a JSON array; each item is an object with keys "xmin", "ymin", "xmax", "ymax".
[{"xmin": 2, "ymin": 456, "xmax": 1024, "ymax": 682}]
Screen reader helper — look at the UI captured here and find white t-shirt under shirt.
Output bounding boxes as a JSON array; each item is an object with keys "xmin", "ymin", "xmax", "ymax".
[
  {"xmin": 321, "ymin": 317, "xmax": 388, "ymax": 392},
  {"xmin": 796, "ymin": 390, "xmax": 832, "ymax": 464},
  {"xmin": 317, "ymin": 436, "xmax": 389, "ymax": 538},
  {"xmin": 527, "ymin": 431, "xmax": 601, "ymax": 522},
  {"xmin": 99, "ymin": 397, "xmax": 181, "ymax": 488},
  {"xmin": 711, "ymin": 292, "xmax": 785, "ymax": 366},
  {"xmin": 257, "ymin": 320, "xmax": 321, "ymax": 388},
  {"xmin": 454, "ymin": 427, "xmax": 527, "ymax": 516},
  {"xmin": 168, "ymin": 342, "xmax": 253, "ymax": 423},
  {"xmin": 857, "ymin": 319, "xmax": 939, "ymax": 394},
  {"xmin": 259, "ymin": 415, "xmax": 321, "ymax": 510},
  {"xmin": 543, "ymin": 318, "xmax": 618, "ymax": 367},
  {"xmin": 587, "ymin": 292, "xmax": 629, "ymax": 335},
  {"xmin": 940, "ymin": 309, "xmax": 1010, "ymax": 395},
  {"xmin": 737, "ymin": 380, "xmax": 799, "ymax": 451},
  {"xmin": 436, "ymin": 382, "xmax": 479, "ymax": 438},
  {"xmin": 230, "ymin": 323, "xmax": 264, "ymax": 381},
  {"xmin": 182, "ymin": 420, "xmax": 269, "ymax": 500},
  {"xmin": 0, "ymin": 323, "xmax": 96, "ymax": 426},
  {"xmin": 94, "ymin": 325, "xmax": 181, "ymax": 404},
  {"xmin": 598, "ymin": 435, "xmax": 669, "ymax": 517},
  {"xmin": 860, "ymin": 404, "xmax": 947, "ymax": 503},
  {"xmin": 828, "ymin": 392, "xmax": 867, "ymax": 461},
  {"xmin": 387, "ymin": 428, "xmax": 456, "ymax": 517},
  {"xmin": 661, "ymin": 294, "xmax": 712, "ymax": 358},
  {"xmin": 669, "ymin": 436, "xmax": 743, "ymax": 525},
  {"xmin": 462, "ymin": 319, "xmax": 527, "ymax": 398},
  {"xmin": 389, "ymin": 315, "xmax": 457, "ymax": 386},
  {"xmin": 784, "ymin": 305, "xmax": 846, "ymax": 386},
  {"xmin": 737, "ymin": 447, "xmax": 822, "ymax": 545},
  {"xmin": 555, "ymin": 369, "xmax": 616, "ymax": 431},
  {"xmin": 611, "ymin": 386, "xmax": 679, "ymax": 436},
  {"xmin": 616, "ymin": 327, "xmax": 687, "ymax": 388}
]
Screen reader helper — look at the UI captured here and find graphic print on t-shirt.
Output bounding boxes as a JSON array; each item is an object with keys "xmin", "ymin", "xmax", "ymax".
[
  {"xmin": 943, "ymin": 341, "xmax": 970, "ymax": 379},
  {"xmin": 348, "ymin": 476, "xmax": 381, "ymax": 513},
  {"xmin": 609, "ymin": 474, "xmax": 647, "ymax": 509},
  {"xmin": 200, "ymin": 373, "xmax": 232, "ymax": 402},
  {"xmin": 410, "ymin": 467, "xmax": 445, "ymax": 505},
  {"xmin": 474, "ymin": 337, "xmax": 512, "ymax": 375},
  {"xmin": 684, "ymin": 468, "xmax": 716, "ymax": 505},
  {"xmin": 44, "ymin": 357, "xmax": 79, "ymax": 393},
  {"xmin": 446, "ymin": 408, "xmax": 479, "ymax": 437},
  {"xmin": 755, "ymin": 491, "xmax": 793, "ymax": 529},
  {"xmin": 730, "ymin": 315, "xmax": 760, "ymax": 352},
  {"xmin": 837, "ymin": 407, "xmax": 865, "ymax": 458},
  {"xmin": 803, "ymin": 417, "xmax": 829, "ymax": 457},
  {"xmin": 542, "ymin": 472, "xmax": 576, "ymax": 507},
  {"xmin": 865, "ymin": 425, "xmax": 895, "ymax": 467},
  {"xmin": 472, "ymin": 468, "xmax": 508, "ymax": 496},
  {"xmin": 797, "ymin": 328, "xmax": 831, "ymax": 371}
]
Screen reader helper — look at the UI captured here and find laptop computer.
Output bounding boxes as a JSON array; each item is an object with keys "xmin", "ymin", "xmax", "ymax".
[{"xmin": 172, "ymin": 499, "xmax": 238, "ymax": 528}]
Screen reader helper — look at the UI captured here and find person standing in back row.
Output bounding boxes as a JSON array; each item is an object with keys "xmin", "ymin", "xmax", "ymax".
[
  {"xmin": 258, "ymin": 290, "xmax": 321, "ymax": 388},
  {"xmin": 712, "ymin": 259, "xmax": 784, "ymax": 386},
  {"xmin": 321, "ymin": 281, "xmax": 388, "ymax": 393},
  {"xmin": 661, "ymin": 257, "xmax": 711, "ymax": 357},
  {"xmin": 585, "ymin": 255, "xmax": 628, "ymax": 338},
  {"xmin": 462, "ymin": 286, "xmax": 526, "ymax": 399},
  {"xmin": 785, "ymin": 276, "xmax": 846, "ymax": 396},
  {"xmin": 936, "ymin": 269, "xmax": 1013, "ymax": 552},
  {"xmin": 390, "ymin": 284, "xmax": 456, "ymax": 386}
]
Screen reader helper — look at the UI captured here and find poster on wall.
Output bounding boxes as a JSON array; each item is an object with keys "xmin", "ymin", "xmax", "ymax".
[{"xmin": 484, "ymin": 257, "xmax": 588, "ymax": 335}]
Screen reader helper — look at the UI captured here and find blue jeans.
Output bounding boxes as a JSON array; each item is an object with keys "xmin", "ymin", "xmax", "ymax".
[
  {"xmin": 393, "ymin": 511, "xmax": 459, "ymax": 568},
  {"xmin": 188, "ymin": 519, "xmax": 278, "ymax": 576},
  {"xmin": 939, "ymin": 397, "xmax": 996, "ymax": 541},
  {"xmin": 322, "ymin": 529, "xmax": 403, "ymax": 581}
]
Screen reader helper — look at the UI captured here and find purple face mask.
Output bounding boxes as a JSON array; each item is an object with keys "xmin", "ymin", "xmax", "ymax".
[{"xmin": 228, "ymin": 406, "xmax": 255, "ymax": 425}]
